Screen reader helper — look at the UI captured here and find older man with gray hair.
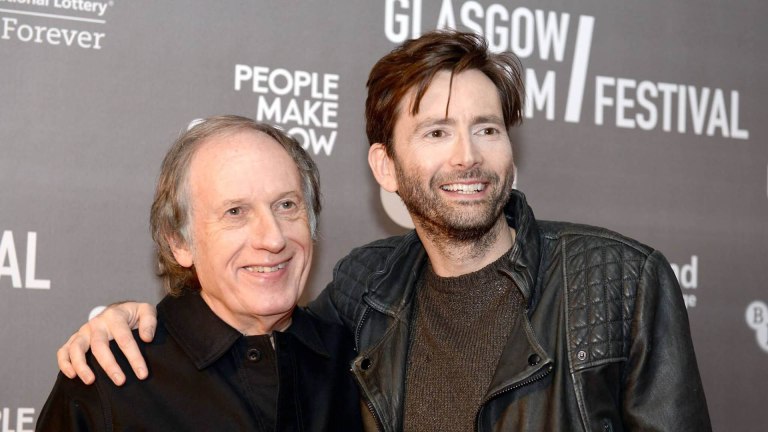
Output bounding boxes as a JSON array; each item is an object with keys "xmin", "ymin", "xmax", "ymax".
[{"xmin": 37, "ymin": 115, "xmax": 362, "ymax": 431}]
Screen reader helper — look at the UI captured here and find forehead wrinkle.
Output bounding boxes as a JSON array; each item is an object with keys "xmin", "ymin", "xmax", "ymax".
[{"xmin": 215, "ymin": 186, "xmax": 303, "ymax": 208}]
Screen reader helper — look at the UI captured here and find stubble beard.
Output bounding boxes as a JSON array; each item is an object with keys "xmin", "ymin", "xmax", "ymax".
[{"xmin": 394, "ymin": 159, "xmax": 514, "ymax": 260}]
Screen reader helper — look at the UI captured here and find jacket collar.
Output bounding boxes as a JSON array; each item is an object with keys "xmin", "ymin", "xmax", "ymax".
[
  {"xmin": 504, "ymin": 189, "xmax": 541, "ymax": 308},
  {"xmin": 158, "ymin": 291, "xmax": 330, "ymax": 370},
  {"xmin": 365, "ymin": 189, "xmax": 542, "ymax": 313}
]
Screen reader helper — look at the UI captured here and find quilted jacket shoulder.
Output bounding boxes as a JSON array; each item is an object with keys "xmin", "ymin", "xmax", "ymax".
[{"xmin": 538, "ymin": 220, "xmax": 655, "ymax": 371}]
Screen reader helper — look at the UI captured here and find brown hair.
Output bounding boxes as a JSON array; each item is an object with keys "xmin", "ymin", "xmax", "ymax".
[
  {"xmin": 150, "ymin": 115, "xmax": 321, "ymax": 296},
  {"xmin": 365, "ymin": 30, "xmax": 525, "ymax": 154}
]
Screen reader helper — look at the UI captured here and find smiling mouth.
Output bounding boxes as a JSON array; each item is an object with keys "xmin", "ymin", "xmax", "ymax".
[
  {"xmin": 244, "ymin": 262, "xmax": 287, "ymax": 273},
  {"xmin": 440, "ymin": 183, "xmax": 485, "ymax": 194}
]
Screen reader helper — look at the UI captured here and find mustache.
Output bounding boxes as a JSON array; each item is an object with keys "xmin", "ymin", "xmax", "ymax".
[{"xmin": 431, "ymin": 167, "xmax": 501, "ymax": 186}]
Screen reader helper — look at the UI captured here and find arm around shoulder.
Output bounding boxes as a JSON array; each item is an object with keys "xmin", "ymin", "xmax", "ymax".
[{"xmin": 57, "ymin": 301, "xmax": 157, "ymax": 386}]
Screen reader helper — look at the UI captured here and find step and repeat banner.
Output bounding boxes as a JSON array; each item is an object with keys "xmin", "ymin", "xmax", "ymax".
[{"xmin": 1, "ymin": 0, "xmax": 765, "ymax": 430}]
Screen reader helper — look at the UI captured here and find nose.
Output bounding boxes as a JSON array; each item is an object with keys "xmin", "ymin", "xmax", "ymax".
[
  {"xmin": 250, "ymin": 211, "xmax": 287, "ymax": 253},
  {"xmin": 449, "ymin": 131, "xmax": 482, "ymax": 168}
]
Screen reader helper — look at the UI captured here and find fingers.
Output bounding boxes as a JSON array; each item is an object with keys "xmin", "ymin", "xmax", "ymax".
[
  {"xmin": 113, "ymin": 302, "xmax": 156, "ymax": 379},
  {"xmin": 55, "ymin": 301, "xmax": 156, "ymax": 386},
  {"xmin": 66, "ymin": 325, "xmax": 97, "ymax": 385},
  {"xmin": 136, "ymin": 303, "xmax": 157, "ymax": 343},
  {"xmin": 88, "ymin": 315, "xmax": 127, "ymax": 386},
  {"xmin": 56, "ymin": 346, "xmax": 76, "ymax": 379},
  {"xmin": 111, "ymin": 314, "xmax": 148, "ymax": 381},
  {"xmin": 57, "ymin": 332, "xmax": 91, "ymax": 383}
]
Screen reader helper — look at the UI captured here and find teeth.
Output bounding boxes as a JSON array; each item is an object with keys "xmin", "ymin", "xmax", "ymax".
[
  {"xmin": 441, "ymin": 183, "xmax": 484, "ymax": 194},
  {"xmin": 245, "ymin": 262, "xmax": 287, "ymax": 273}
]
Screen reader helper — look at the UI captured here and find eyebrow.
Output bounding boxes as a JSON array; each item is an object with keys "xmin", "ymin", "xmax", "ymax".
[
  {"xmin": 474, "ymin": 115, "xmax": 505, "ymax": 125},
  {"xmin": 414, "ymin": 117, "xmax": 455, "ymax": 131}
]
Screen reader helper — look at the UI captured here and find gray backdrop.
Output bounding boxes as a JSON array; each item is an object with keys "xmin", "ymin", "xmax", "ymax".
[{"xmin": 1, "ymin": 0, "xmax": 765, "ymax": 430}]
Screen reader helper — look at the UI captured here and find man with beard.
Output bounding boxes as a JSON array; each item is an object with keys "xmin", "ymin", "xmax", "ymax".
[{"xmin": 56, "ymin": 31, "xmax": 710, "ymax": 431}]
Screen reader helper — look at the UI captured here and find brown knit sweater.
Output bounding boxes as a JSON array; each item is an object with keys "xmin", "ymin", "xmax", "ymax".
[{"xmin": 402, "ymin": 248, "xmax": 523, "ymax": 432}]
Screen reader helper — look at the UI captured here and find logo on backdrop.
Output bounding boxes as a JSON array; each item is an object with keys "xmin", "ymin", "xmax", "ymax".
[
  {"xmin": 0, "ymin": 0, "xmax": 114, "ymax": 50},
  {"xmin": 745, "ymin": 301, "xmax": 768, "ymax": 353},
  {"xmin": 234, "ymin": 64, "xmax": 340, "ymax": 157},
  {"xmin": 0, "ymin": 407, "xmax": 35, "ymax": 432},
  {"xmin": 669, "ymin": 255, "xmax": 700, "ymax": 309},
  {"xmin": 0, "ymin": 230, "xmax": 50, "ymax": 290},
  {"xmin": 383, "ymin": 0, "xmax": 750, "ymax": 140}
]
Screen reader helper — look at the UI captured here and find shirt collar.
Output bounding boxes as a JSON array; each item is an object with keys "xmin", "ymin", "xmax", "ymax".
[
  {"xmin": 158, "ymin": 290, "xmax": 329, "ymax": 369},
  {"xmin": 282, "ymin": 307, "xmax": 331, "ymax": 359}
]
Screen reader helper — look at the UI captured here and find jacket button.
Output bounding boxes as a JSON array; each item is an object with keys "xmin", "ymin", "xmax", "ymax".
[
  {"xmin": 247, "ymin": 348, "xmax": 262, "ymax": 362},
  {"xmin": 360, "ymin": 358, "xmax": 372, "ymax": 370},
  {"xmin": 528, "ymin": 354, "xmax": 541, "ymax": 366}
]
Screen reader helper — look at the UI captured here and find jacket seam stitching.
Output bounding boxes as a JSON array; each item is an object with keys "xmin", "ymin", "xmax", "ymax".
[
  {"xmin": 573, "ymin": 356, "xmax": 628, "ymax": 371},
  {"xmin": 564, "ymin": 237, "xmax": 592, "ymax": 431},
  {"xmin": 553, "ymin": 230, "xmax": 652, "ymax": 254}
]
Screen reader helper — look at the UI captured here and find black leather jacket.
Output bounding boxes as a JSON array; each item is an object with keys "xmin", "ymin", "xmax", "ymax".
[{"xmin": 309, "ymin": 190, "xmax": 711, "ymax": 431}]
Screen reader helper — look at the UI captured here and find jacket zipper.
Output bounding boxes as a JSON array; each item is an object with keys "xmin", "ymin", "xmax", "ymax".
[
  {"xmin": 364, "ymin": 396, "xmax": 384, "ymax": 431},
  {"xmin": 354, "ymin": 306, "xmax": 371, "ymax": 352},
  {"xmin": 351, "ymin": 369, "xmax": 385, "ymax": 431},
  {"xmin": 475, "ymin": 363, "xmax": 554, "ymax": 431}
]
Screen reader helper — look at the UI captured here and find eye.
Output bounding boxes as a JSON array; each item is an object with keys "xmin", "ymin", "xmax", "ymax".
[
  {"xmin": 226, "ymin": 207, "xmax": 242, "ymax": 216},
  {"xmin": 279, "ymin": 200, "xmax": 296, "ymax": 210},
  {"xmin": 426, "ymin": 129, "xmax": 446, "ymax": 138},
  {"xmin": 478, "ymin": 127, "xmax": 499, "ymax": 136}
]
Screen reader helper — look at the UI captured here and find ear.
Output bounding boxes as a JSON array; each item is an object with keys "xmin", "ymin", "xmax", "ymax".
[
  {"xmin": 368, "ymin": 143, "xmax": 399, "ymax": 193},
  {"xmin": 168, "ymin": 235, "xmax": 194, "ymax": 268}
]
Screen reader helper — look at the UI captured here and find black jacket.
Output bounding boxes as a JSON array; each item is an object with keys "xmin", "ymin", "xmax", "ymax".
[
  {"xmin": 38, "ymin": 291, "xmax": 363, "ymax": 431},
  {"xmin": 309, "ymin": 190, "xmax": 711, "ymax": 431}
]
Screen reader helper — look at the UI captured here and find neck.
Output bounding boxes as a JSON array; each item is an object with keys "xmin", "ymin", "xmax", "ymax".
[
  {"xmin": 199, "ymin": 291, "xmax": 293, "ymax": 336},
  {"xmin": 239, "ymin": 314, "xmax": 293, "ymax": 336},
  {"xmin": 414, "ymin": 215, "xmax": 516, "ymax": 277}
]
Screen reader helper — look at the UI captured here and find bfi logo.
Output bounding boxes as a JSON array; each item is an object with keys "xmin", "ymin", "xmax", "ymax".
[
  {"xmin": 745, "ymin": 301, "xmax": 768, "ymax": 353},
  {"xmin": 0, "ymin": 231, "xmax": 50, "ymax": 290}
]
